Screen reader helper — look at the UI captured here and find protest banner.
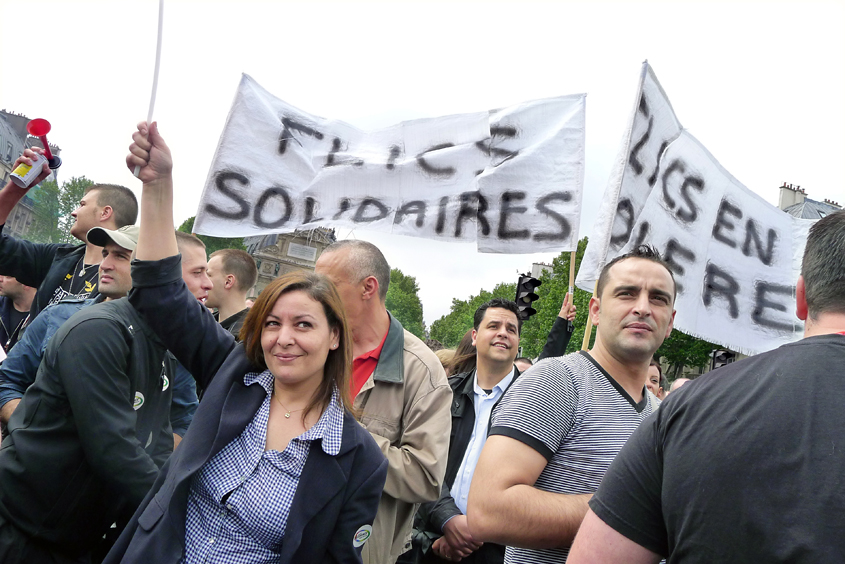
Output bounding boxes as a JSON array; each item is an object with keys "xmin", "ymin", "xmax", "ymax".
[
  {"xmin": 193, "ymin": 74, "xmax": 586, "ymax": 253},
  {"xmin": 576, "ymin": 62, "xmax": 814, "ymax": 355}
]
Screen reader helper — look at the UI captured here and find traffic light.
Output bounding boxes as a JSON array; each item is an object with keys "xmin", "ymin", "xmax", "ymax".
[
  {"xmin": 711, "ymin": 349, "xmax": 736, "ymax": 370},
  {"xmin": 515, "ymin": 274, "xmax": 541, "ymax": 321}
]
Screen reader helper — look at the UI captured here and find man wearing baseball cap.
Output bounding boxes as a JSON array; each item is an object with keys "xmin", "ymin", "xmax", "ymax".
[
  {"xmin": 0, "ymin": 224, "xmax": 181, "ymax": 564},
  {"xmin": 0, "ymin": 226, "xmax": 200, "ymax": 442}
]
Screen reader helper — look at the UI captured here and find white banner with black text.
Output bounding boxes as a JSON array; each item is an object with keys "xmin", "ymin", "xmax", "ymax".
[
  {"xmin": 194, "ymin": 74, "xmax": 586, "ymax": 253},
  {"xmin": 576, "ymin": 63, "xmax": 813, "ymax": 355}
]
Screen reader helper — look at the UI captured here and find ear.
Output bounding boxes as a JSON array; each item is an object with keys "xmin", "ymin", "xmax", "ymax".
[
  {"xmin": 361, "ymin": 276, "xmax": 379, "ymax": 301},
  {"xmin": 329, "ymin": 326, "xmax": 340, "ymax": 350},
  {"xmin": 225, "ymin": 274, "xmax": 236, "ymax": 290},
  {"xmin": 589, "ymin": 296, "xmax": 601, "ymax": 327},
  {"xmin": 471, "ymin": 329, "xmax": 478, "ymax": 347},
  {"xmin": 796, "ymin": 276, "xmax": 809, "ymax": 321},
  {"xmin": 100, "ymin": 205, "xmax": 114, "ymax": 222},
  {"xmin": 664, "ymin": 309, "xmax": 676, "ymax": 339}
]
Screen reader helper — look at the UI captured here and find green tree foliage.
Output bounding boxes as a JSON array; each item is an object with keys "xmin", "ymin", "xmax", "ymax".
[
  {"xmin": 655, "ymin": 330, "xmax": 717, "ymax": 380},
  {"xmin": 429, "ymin": 282, "xmax": 517, "ymax": 348},
  {"xmin": 29, "ymin": 176, "xmax": 93, "ymax": 244},
  {"xmin": 518, "ymin": 237, "xmax": 595, "ymax": 358},
  {"xmin": 177, "ymin": 216, "xmax": 246, "ymax": 254},
  {"xmin": 57, "ymin": 176, "xmax": 94, "ymax": 242},
  {"xmin": 429, "ymin": 235, "xmax": 718, "ymax": 371},
  {"xmin": 28, "ymin": 180, "xmax": 62, "ymax": 244},
  {"xmin": 385, "ymin": 268, "xmax": 425, "ymax": 339}
]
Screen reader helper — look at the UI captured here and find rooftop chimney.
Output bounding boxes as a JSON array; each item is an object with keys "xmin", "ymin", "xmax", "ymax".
[{"xmin": 778, "ymin": 182, "xmax": 806, "ymax": 210}]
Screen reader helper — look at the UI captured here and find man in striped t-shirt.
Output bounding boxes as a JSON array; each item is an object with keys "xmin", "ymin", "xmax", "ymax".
[{"xmin": 466, "ymin": 245, "xmax": 675, "ymax": 563}]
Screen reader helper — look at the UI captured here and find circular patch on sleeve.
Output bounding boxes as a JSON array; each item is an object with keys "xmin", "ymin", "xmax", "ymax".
[
  {"xmin": 133, "ymin": 392, "xmax": 145, "ymax": 410},
  {"xmin": 353, "ymin": 525, "xmax": 372, "ymax": 548}
]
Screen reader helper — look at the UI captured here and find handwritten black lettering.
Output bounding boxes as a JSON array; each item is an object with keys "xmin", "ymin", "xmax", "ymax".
[
  {"xmin": 638, "ymin": 93, "xmax": 650, "ymax": 117},
  {"xmin": 205, "ymin": 171, "xmax": 250, "ymax": 220},
  {"xmin": 417, "ymin": 143, "xmax": 457, "ymax": 178},
  {"xmin": 660, "ymin": 160, "xmax": 702, "ymax": 222},
  {"xmin": 498, "ymin": 191, "xmax": 530, "ymax": 240},
  {"xmin": 703, "ymin": 262, "xmax": 740, "ymax": 318},
  {"xmin": 629, "ymin": 117, "xmax": 653, "ymax": 175},
  {"xmin": 394, "ymin": 201, "xmax": 426, "ymax": 228},
  {"xmin": 353, "ymin": 198, "xmax": 389, "ymax": 223},
  {"xmin": 304, "ymin": 197, "xmax": 322, "ymax": 224},
  {"xmin": 534, "ymin": 192, "xmax": 572, "ymax": 242},
  {"xmin": 661, "ymin": 160, "xmax": 683, "ymax": 210},
  {"xmin": 610, "ymin": 199, "xmax": 635, "ymax": 248},
  {"xmin": 455, "ymin": 192, "xmax": 489, "ymax": 237},
  {"xmin": 435, "ymin": 196, "xmax": 448, "ymax": 234},
  {"xmin": 676, "ymin": 175, "xmax": 704, "ymax": 223},
  {"xmin": 632, "ymin": 221, "xmax": 650, "ymax": 249},
  {"xmin": 332, "ymin": 198, "xmax": 351, "ymax": 220},
  {"xmin": 325, "ymin": 137, "xmax": 364, "ymax": 168},
  {"xmin": 752, "ymin": 282, "xmax": 793, "ymax": 331},
  {"xmin": 476, "ymin": 125, "xmax": 519, "ymax": 166},
  {"xmin": 253, "ymin": 186, "xmax": 292, "ymax": 229},
  {"xmin": 386, "ymin": 145, "xmax": 401, "ymax": 170},
  {"xmin": 712, "ymin": 198, "xmax": 742, "ymax": 248},
  {"xmin": 647, "ymin": 141, "xmax": 669, "ymax": 187},
  {"xmin": 742, "ymin": 219, "xmax": 777, "ymax": 266},
  {"xmin": 663, "ymin": 238, "xmax": 696, "ymax": 294},
  {"xmin": 279, "ymin": 117, "xmax": 323, "ymax": 155}
]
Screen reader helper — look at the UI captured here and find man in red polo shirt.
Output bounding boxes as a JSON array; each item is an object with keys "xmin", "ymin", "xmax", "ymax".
[{"xmin": 316, "ymin": 240, "xmax": 451, "ymax": 564}]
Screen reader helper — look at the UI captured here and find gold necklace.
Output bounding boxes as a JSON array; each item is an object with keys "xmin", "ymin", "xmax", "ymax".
[{"xmin": 274, "ymin": 392, "xmax": 305, "ymax": 419}]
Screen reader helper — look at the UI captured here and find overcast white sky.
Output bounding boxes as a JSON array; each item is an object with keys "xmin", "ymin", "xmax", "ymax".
[{"xmin": 1, "ymin": 0, "xmax": 843, "ymax": 325}]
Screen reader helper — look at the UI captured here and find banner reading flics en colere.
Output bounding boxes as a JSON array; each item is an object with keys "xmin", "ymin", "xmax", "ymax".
[{"xmin": 576, "ymin": 63, "xmax": 814, "ymax": 356}]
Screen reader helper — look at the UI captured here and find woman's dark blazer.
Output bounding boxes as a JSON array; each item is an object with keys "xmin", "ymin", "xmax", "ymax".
[{"xmin": 104, "ymin": 255, "xmax": 388, "ymax": 564}]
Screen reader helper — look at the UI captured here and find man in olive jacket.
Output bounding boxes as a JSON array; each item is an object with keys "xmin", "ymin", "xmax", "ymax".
[{"xmin": 317, "ymin": 240, "xmax": 452, "ymax": 564}]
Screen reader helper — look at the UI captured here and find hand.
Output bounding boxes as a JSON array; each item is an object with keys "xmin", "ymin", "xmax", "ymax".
[
  {"xmin": 441, "ymin": 515, "xmax": 482, "ymax": 559},
  {"xmin": 13, "ymin": 147, "xmax": 51, "ymax": 186},
  {"xmin": 126, "ymin": 121, "xmax": 172, "ymax": 183},
  {"xmin": 559, "ymin": 292, "xmax": 576, "ymax": 322},
  {"xmin": 432, "ymin": 536, "xmax": 460, "ymax": 561}
]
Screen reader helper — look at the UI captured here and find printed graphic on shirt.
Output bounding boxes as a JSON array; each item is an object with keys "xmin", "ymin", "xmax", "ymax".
[
  {"xmin": 133, "ymin": 392, "xmax": 145, "ymax": 410},
  {"xmin": 353, "ymin": 525, "xmax": 372, "ymax": 548},
  {"xmin": 50, "ymin": 266, "xmax": 99, "ymax": 305}
]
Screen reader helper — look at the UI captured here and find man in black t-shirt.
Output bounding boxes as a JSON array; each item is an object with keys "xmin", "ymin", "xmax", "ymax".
[
  {"xmin": 0, "ymin": 146, "xmax": 138, "ymax": 323},
  {"xmin": 569, "ymin": 210, "xmax": 845, "ymax": 564}
]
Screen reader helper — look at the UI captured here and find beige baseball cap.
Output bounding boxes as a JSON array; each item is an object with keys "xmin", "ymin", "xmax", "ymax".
[{"xmin": 87, "ymin": 225, "xmax": 140, "ymax": 251}]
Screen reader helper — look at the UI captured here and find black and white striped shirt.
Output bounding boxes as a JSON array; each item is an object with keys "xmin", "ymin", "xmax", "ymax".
[{"xmin": 489, "ymin": 350, "xmax": 659, "ymax": 563}]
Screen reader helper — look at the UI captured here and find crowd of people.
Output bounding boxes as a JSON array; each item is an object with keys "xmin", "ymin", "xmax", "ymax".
[{"xmin": 0, "ymin": 120, "xmax": 842, "ymax": 564}]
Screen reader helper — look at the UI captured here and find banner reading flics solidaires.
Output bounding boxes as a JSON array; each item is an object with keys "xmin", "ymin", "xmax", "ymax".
[
  {"xmin": 576, "ymin": 63, "xmax": 813, "ymax": 355},
  {"xmin": 193, "ymin": 74, "xmax": 586, "ymax": 253}
]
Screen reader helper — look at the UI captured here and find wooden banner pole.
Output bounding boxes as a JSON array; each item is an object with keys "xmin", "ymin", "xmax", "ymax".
[{"xmin": 580, "ymin": 280, "xmax": 598, "ymax": 351}]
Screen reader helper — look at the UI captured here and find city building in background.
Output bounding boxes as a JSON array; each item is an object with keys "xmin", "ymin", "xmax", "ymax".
[
  {"xmin": 778, "ymin": 182, "xmax": 841, "ymax": 219},
  {"xmin": 244, "ymin": 227, "xmax": 336, "ymax": 296},
  {"xmin": 0, "ymin": 110, "xmax": 62, "ymax": 239}
]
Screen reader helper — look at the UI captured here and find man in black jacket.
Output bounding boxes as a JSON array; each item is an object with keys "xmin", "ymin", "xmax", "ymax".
[
  {"xmin": 405, "ymin": 294, "xmax": 578, "ymax": 564},
  {"xmin": 0, "ymin": 146, "xmax": 138, "ymax": 323},
  {"xmin": 412, "ymin": 298, "xmax": 521, "ymax": 563},
  {"xmin": 0, "ymin": 225, "xmax": 177, "ymax": 564}
]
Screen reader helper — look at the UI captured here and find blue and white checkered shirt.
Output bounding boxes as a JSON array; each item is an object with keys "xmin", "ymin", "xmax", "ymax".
[{"xmin": 181, "ymin": 370, "xmax": 343, "ymax": 564}]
